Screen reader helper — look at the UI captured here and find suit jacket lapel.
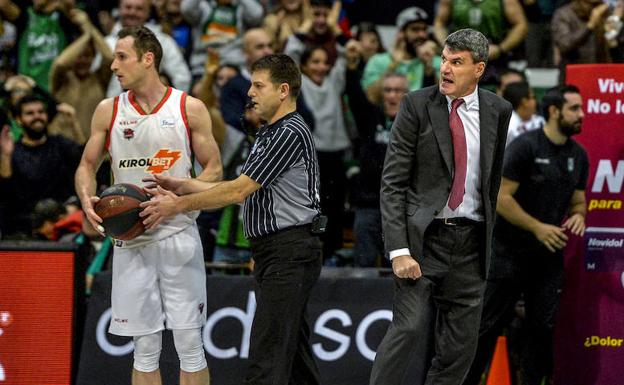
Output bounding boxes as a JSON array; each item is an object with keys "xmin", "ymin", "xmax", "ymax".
[
  {"xmin": 427, "ymin": 90, "xmax": 453, "ymax": 175},
  {"xmin": 479, "ymin": 90, "xmax": 498, "ymax": 186}
]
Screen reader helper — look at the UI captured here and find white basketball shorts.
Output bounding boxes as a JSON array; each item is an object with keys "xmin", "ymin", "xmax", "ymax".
[{"xmin": 109, "ymin": 225, "xmax": 207, "ymax": 336}]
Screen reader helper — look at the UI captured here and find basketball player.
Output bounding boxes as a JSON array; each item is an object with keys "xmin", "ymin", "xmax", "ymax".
[{"xmin": 75, "ymin": 26, "xmax": 222, "ymax": 385}]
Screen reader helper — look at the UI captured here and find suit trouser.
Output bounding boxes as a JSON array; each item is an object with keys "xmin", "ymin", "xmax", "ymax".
[
  {"xmin": 463, "ymin": 258, "xmax": 564, "ymax": 385},
  {"xmin": 244, "ymin": 225, "xmax": 322, "ymax": 385},
  {"xmin": 370, "ymin": 220, "xmax": 486, "ymax": 385}
]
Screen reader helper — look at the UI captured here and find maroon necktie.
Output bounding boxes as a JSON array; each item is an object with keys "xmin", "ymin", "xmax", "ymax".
[{"xmin": 448, "ymin": 98, "xmax": 466, "ymax": 210}]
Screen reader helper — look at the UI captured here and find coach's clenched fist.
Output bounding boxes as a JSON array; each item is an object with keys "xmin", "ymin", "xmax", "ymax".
[{"xmin": 391, "ymin": 255, "xmax": 422, "ymax": 280}]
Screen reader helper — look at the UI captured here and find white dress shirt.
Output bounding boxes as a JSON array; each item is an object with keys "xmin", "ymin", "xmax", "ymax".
[
  {"xmin": 389, "ymin": 86, "xmax": 482, "ymax": 261},
  {"xmin": 506, "ymin": 111, "xmax": 544, "ymax": 147}
]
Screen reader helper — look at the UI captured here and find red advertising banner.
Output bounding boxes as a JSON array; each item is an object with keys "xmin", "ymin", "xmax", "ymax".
[
  {"xmin": 554, "ymin": 64, "xmax": 624, "ymax": 385},
  {"xmin": 0, "ymin": 251, "xmax": 75, "ymax": 385}
]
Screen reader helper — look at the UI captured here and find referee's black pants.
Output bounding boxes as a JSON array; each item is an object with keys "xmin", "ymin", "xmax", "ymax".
[{"xmin": 245, "ymin": 225, "xmax": 323, "ymax": 385}]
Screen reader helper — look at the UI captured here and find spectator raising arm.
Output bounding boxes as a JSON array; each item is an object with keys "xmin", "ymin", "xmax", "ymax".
[
  {"xmin": 50, "ymin": 8, "xmax": 113, "ymax": 94},
  {"xmin": 433, "ymin": 0, "xmax": 452, "ymax": 46},
  {"xmin": 492, "ymin": 0, "xmax": 529, "ymax": 60}
]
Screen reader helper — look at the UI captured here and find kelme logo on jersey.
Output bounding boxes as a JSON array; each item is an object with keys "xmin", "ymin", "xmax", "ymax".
[{"xmin": 118, "ymin": 148, "xmax": 182, "ymax": 174}]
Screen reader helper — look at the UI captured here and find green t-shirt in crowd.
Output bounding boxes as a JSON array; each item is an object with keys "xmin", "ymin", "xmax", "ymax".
[
  {"xmin": 451, "ymin": 0, "xmax": 506, "ymax": 44},
  {"xmin": 18, "ymin": 7, "xmax": 67, "ymax": 91}
]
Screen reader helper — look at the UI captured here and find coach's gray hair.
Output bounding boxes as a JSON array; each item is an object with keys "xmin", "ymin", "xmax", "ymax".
[{"xmin": 444, "ymin": 28, "xmax": 489, "ymax": 65}]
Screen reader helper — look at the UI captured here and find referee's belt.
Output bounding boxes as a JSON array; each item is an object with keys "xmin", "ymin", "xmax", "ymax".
[
  {"xmin": 249, "ymin": 223, "xmax": 316, "ymax": 247},
  {"xmin": 433, "ymin": 217, "xmax": 482, "ymax": 226}
]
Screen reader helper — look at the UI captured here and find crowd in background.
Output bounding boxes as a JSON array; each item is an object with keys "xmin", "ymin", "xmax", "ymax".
[{"xmin": 0, "ymin": 0, "xmax": 622, "ymax": 267}]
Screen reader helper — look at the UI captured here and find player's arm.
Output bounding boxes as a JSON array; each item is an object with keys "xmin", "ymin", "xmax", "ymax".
[
  {"xmin": 188, "ymin": 95, "xmax": 222, "ymax": 182},
  {"xmin": 75, "ymin": 98, "xmax": 113, "ymax": 231},
  {"xmin": 497, "ymin": 177, "xmax": 567, "ymax": 252}
]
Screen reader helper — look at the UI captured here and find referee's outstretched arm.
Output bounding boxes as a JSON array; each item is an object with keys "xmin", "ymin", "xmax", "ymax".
[{"xmin": 140, "ymin": 174, "xmax": 261, "ymax": 229}]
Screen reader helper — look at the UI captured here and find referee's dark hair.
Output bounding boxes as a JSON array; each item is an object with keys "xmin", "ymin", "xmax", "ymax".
[
  {"xmin": 541, "ymin": 85, "xmax": 580, "ymax": 121},
  {"xmin": 503, "ymin": 81, "xmax": 531, "ymax": 110},
  {"xmin": 251, "ymin": 54, "xmax": 301, "ymax": 98}
]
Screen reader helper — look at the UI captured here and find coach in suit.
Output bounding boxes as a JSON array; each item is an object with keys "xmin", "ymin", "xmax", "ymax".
[{"xmin": 370, "ymin": 29, "xmax": 512, "ymax": 385}]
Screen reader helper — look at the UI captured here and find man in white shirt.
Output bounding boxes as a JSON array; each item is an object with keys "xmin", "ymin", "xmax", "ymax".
[{"xmin": 503, "ymin": 81, "xmax": 545, "ymax": 146}]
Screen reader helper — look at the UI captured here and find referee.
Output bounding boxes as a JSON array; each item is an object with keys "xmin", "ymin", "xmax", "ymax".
[{"xmin": 141, "ymin": 53, "xmax": 324, "ymax": 385}]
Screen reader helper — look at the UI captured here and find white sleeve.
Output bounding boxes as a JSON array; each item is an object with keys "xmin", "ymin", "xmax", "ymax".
[{"xmin": 388, "ymin": 248, "xmax": 411, "ymax": 260}]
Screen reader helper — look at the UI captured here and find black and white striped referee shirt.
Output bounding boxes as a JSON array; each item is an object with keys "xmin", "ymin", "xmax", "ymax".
[{"xmin": 241, "ymin": 111, "xmax": 321, "ymax": 239}]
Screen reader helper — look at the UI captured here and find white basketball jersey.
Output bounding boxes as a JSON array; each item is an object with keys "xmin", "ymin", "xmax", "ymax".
[{"xmin": 107, "ymin": 87, "xmax": 199, "ymax": 248}]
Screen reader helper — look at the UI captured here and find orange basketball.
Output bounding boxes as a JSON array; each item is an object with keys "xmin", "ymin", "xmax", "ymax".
[{"xmin": 94, "ymin": 183, "xmax": 148, "ymax": 240}]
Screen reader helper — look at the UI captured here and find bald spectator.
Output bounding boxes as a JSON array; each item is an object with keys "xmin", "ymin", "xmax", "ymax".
[
  {"xmin": 50, "ymin": 8, "xmax": 112, "ymax": 144},
  {"xmin": 434, "ymin": 0, "xmax": 528, "ymax": 84},
  {"xmin": 219, "ymin": 28, "xmax": 275, "ymax": 132},
  {"xmin": 362, "ymin": 7, "xmax": 440, "ymax": 104},
  {"xmin": 104, "ymin": 0, "xmax": 191, "ymax": 96},
  {"xmin": 181, "ymin": 0, "xmax": 264, "ymax": 79}
]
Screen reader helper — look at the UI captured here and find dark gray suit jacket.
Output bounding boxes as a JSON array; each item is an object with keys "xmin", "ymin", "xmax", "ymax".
[{"xmin": 381, "ymin": 85, "xmax": 512, "ymax": 277}]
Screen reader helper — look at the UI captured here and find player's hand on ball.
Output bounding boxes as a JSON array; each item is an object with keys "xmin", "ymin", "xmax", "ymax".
[
  {"xmin": 392, "ymin": 255, "xmax": 422, "ymax": 280},
  {"xmin": 83, "ymin": 195, "xmax": 105, "ymax": 235},
  {"xmin": 140, "ymin": 186, "xmax": 181, "ymax": 229}
]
